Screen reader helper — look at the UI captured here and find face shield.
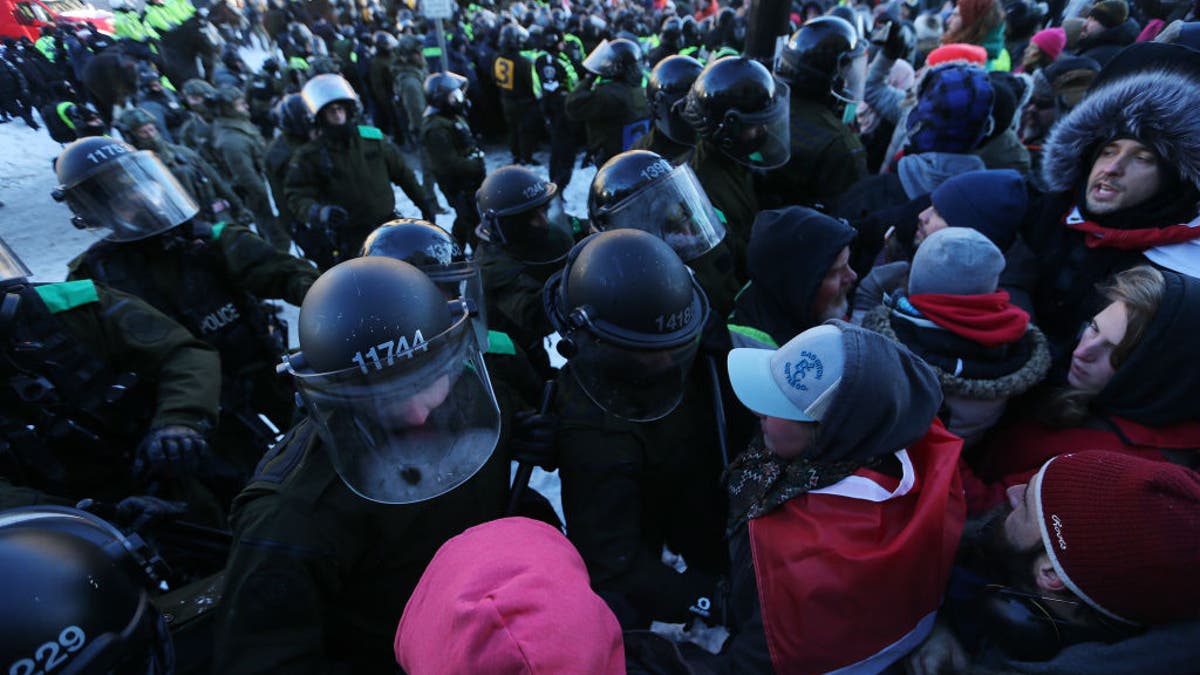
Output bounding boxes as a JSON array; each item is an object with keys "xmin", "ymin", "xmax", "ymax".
[
  {"xmin": 593, "ymin": 164, "xmax": 725, "ymax": 262},
  {"xmin": 61, "ymin": 151, "xmax": 199, "ymax": 242},
  {"xmin": 497, "ymin": 196, "xmax": 575, "ymax": 265},
  {"xmin": 660, "ymin": 95, "xmax": 696, "ymax": 145},
  {"xmin": 717, "ymin": 81, "xmax": 791, "ymax": 169},
  {"xmin": 833, "ymin": 48, "xmax": 868, "ymax": 104},
  {"xmin": 426, "ymin": 260, "xmax": 489, "ymax": 352},
  {"xmin": 0, "ymin": 238, "xmax": 32, "ymax": 285},
  {"xmin": 581, "ymin": 38, "xmax": 615, "ymax": 76},
  {"xmin": 284, "ymin": 306, "xmax": 501, "ymax": 504}
]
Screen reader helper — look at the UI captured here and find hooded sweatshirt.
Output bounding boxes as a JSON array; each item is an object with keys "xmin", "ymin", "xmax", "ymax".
[
  {"xmin": 395, "ymin": 517, "xmax": 625, "ymax": 675},
  {"xmin": 729, "ymin": 207, "xmax": 856, "ymax": 347},
  {"xmin": 704, "ymin": 323, "xmax": 963, "ymax": 675}
]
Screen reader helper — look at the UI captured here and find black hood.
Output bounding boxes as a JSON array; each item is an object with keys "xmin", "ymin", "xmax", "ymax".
[
  {"xmin": 1093, "ymin": 270, "xmax": 1200, "ymax": 426},
  {"xmin": 732, "ymin": 206, "xmax": 855, "ymax": 346},
  {"xmin": 812, "ymin": 321, "xmax": 944, "ymax": 463}
]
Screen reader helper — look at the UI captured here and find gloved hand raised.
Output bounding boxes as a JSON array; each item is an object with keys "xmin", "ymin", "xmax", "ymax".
[
  {"xmin": 135, "ymin": 425, "xmax": 211, "ymax": 477},
  {"xmin": 510, "ymin": 410, "xmax": 560, "ymax": 471},
  {"xmin": 308, "ymin": 203, "xmax": 349, "ymax": 230}
]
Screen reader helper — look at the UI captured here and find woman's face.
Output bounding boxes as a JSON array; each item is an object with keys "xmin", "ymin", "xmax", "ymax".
[{"xmin": 1068, "ymin": 301, "xmax": 1128, "ymax": 393}]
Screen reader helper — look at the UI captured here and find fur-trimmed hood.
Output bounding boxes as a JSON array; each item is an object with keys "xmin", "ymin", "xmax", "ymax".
[{"xmin": 1041, "ymin": 68, "xmax": 1200, "ymax": 193}]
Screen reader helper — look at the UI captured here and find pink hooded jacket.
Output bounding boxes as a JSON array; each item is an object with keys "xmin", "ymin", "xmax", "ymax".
[{"xmin": 395, "ymin": 517, "xmax": 626, "ymax": 674}]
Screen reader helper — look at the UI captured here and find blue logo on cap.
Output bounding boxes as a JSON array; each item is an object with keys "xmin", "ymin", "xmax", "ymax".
[{"xmin": 783, "ymin": 351, "xmax": 823, "ymax": 391}]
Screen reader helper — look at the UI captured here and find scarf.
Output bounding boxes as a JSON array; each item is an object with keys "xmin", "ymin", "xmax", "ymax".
[
  {"xmin": 907, "ymin": 291, "xmax": 1030, "ymax": 348},
  {"xmin": 1065, "ymin": 217, "xmax": 1200, "ymax": 250},
  {"xmin": 726, "ymin": 433, "xmax": 881, "ymax": 533}
]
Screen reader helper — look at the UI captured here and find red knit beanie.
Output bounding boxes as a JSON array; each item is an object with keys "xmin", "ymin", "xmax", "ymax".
[
  {"xmin": 1032, "ymin": 451, "xmax": 1200, "ymax": 625},
  {"xmin": 926, "ymin": 43, "xmax": 988, "ymax": 66}
]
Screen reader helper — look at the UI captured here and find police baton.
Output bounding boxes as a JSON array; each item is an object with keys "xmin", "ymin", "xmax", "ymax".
[
  {"xmin": 506, "ymin": 379, "xmax": 557, "ymax": 516},
  {"xmin": 705, "ymin": 354, "xmax": 730, "ymax": 469}
]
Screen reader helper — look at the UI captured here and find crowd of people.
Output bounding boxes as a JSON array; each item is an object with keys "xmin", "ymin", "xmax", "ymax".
[{"xmin": 1, "ymin": 0, "xmax": 1199, "ymax": 671}]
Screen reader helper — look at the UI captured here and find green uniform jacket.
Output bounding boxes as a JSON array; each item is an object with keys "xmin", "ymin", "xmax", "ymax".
[
  {"xmin": 630, "ymin": 124, "xmax": 693, "ymax": 165},
  {"xmin": 212, "ymin": 115, "xmax": 274, "ymax": 222},
  {"xmin": 213, "ymin": 418, "xmax": 512, "ymax": 674},
  {"xmin": 475, "ymin": 241, "xmax": 557, "ymax": 368},
  {"xmin": 264, "ymin": 133, "xmax": 307, "ymax": 228},
  {"xmin": 158, "ymin": 141, "xmax": 250, "ymax": 225},
  {"xmin": 689, "ymin": 139, "xmax": 756, "ymax": 281},
  {"xmin": 420, "ymin": 111, "xmax": 485, "ymax": 183},
  {"xmin": 178, "ymin": 110, "xmax": 223, "ymax": 171},
  {"xmin": 564, "ymin": 78, "xmax": 651, "ymax": 166},
  {"xmin": 367, "ymin": 51, "xmax": 395, "ymax": 105},
  {"xmin": 758, "ymin": 96, "xmax": 867, "ymax": 209},
  {"xmin": 0, "ymin": 281, "xmax": 219, "ymax": 505},
  {"xmin": 68, "ymin": 223, "xmax": 317, "ymax": 311},
  {"xmin": 554, "ymin": 362, "xmax": 729, "ymax": 627},
  {"xmin": 285, "ymin": 125, "xmax": 429, "ymax": 254}
]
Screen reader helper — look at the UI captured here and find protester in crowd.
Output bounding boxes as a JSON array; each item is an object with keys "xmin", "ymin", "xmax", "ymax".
[{"xmin": 908, "ymin": 451, "xmax": 1200, "ymax": 673}]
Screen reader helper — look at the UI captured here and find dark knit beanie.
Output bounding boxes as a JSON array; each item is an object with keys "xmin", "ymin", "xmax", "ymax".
[
  {"xmin": 1033, "ymin": 451, "xmax": 1200, "ymax": 626},
  {"xmin": 930, "ymin": 169, "xmax": 1027, "ymax": 249},
  {"xmin": 1088, "ymin": 0, "xmax": 1129, "ymax": 29}
]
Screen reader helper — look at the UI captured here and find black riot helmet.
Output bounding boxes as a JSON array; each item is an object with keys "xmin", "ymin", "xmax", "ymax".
[
  {"xmin": 373, "ymin": 30, "xmax": 397, "ymax": 52},
  {"xmin": 423, "ymin": 71, "xmax": 470, "ymax": 114},
  {"xmin": 544, "ymin": 229, "xmax": 710, "ymax": 421},
  {"xmin": 681, "ymin": 57, "xmax": 791, "ymax": 169},
  {"xmin": 498, "ymin": 23, "xmax": 528, "ymax": 52},
  {"xmin": 284, "ymin": 257, "xmax": 501, "ymax": 504},
  {"xmin": 475, "ymin": 165, "xmax": 574, "ymax": 265},
  {"xmin": 581, "ymin": 38, "xmax": 643, "ymax": 83},
  {"xmin": 52, "ymin": 137, "xmax": 199, "ymax": 242},
  {"xmin": 776, "ymin": 16, "xmax": 868, "ymax": 103},
  {"xmin": 660, "ymin": 16, "xmax": 682, "ymax": 50},
  {"xmin": 588, "ymin": 150, "xmax": 726, "ymax": 262},
  {"xmin": 0, "ymin": 507, "xmax": 174, "ymax": 675},
  {"xmin": 681, "ymin": 15, "xmax": 700, "ymax": 47},
  {"xmin": 648, "ymin": 54, "xmax": 704, "ymax": 145},
  {"xmin": 273, "ymin": 92, "xmax": 312, "ymax": 138},
  {"xmin": 827, "ymin": 5, "xmax": 866, "ymax": 40},
  {"xmin": 361, "ymin": 218, "xmax": 489, "ymax": 349}
]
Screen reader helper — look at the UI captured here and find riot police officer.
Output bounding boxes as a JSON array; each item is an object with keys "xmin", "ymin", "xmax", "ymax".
[
  {"xmin": 631, "ymin": 54, "xmax": 703, "ymax": 164},
  {"xmin": 285, "ymin": 73, "xmax": 435, "ymax": 265},
  {"xmin": 0, "ymin": 506, "xmax": 176, "ymax": 674},
  {"xmin": 682, "ymin": 56, "xmax": 790, "ymax": 279},
  {"xmin": 493, "ymin": 23, "xmax": 540, "ymax": 165},
  {"xmin": 759, "ymin": 16, "xmax": 868, "ymax": 208},
  {"xmin": 212, "ymin": 86, "xmax": 290, "ymax": 251},
  {"xmin": 565, "ymin": 38, "xmax": 652, "ymax": 167},
  {"xmin": 544, "ymin": 229, "xmax": 730, "ymax": 629},
  {"xmin": 264, "ymin": 94, "xmax": 321, "ymax": 261},
  {"xmin": 214, "ymin": 257, "xmax": 520, "ymax": 673},
  {"xmin": 589, "ymin": 149, "xmax": 739, "ymax": 318},
  {"xmin": 420, "ymin": 72, "xmax": 485, "ymax": 250},
  {"xmin": 116, "ymin": 108, "xmax": 253, "ymax": 232},
  {"xmin": 534, "ymin": 24, "xmax": 583, "ymax": 191},
  {"xmin": 57, "ymin": 137, "xmax": 319, "ymax": 497},
  {"xmin": 474, "ymin": 165, "xmax": 581, "ymax": 379},
  {"xmin": 177, "ymin": 78, "xmax": 222, "ymax": 170},
  {"xmin": 0, "ymin": 236, "xmax": 222, "ymax": 518}
]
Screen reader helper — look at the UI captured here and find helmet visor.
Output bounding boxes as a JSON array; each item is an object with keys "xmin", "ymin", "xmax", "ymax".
[
  {"xmin": 569, "ymin": 330, "xmax": 701, "ymax": 422},
  {"xmin": 64, "ymin": 151, "xmax": 199, "ymax": 242},
  {"xmin": 721, "ymin": 81, "xmax": 791, "ymax": 169},
  {"xmin": 427, "ymin": 259, "xmax": 490, "ymax": 352},
  {"xmin": 661, "ymin": 95, "xmax": 697, "ymax": 145},
  {"xmin": 834, "ymin": 50, "xmax": 868, "ymax": 103},
  {"xmin": 288, "ymin": 312, "xmax": 501, "ymax": 504},
  {"xmin": 595, "ymin": 164, "xmax": 725, "ymax": 261},
  {"xmin": 581, "ymin": 39, "xmax": 616, "ymax": 76},
  {"xmin": 500, "ymin": 196, "xmax": 575, "ymax": 265},
  {"xmin": 0, "ymin": 237, "xmax": 31, "ymax": 284}
]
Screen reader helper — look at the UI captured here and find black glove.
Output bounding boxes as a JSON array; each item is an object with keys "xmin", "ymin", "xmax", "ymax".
[
  {"xmin": 307, "ymin": 203, "xmax": 349, "ymax": 230},
  {"xmin": 883, "ymin": 19, "xmax": 910, "ymax": 61},
  {"xmin": 115, "ymin": 495, "xmax": 187, "ymax": 531},
  {"xmin": 510, "ymin": 410, "xmax": 559, "ymax": 471},
  {"xmin": 135, "ymin": 425, "xmax": 211, "ymax": 477},
  {"xmin": 688, "ymin": 578, "xmax": 730, "ymax": 628}
]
